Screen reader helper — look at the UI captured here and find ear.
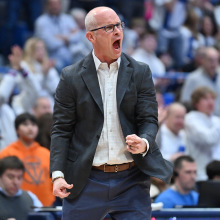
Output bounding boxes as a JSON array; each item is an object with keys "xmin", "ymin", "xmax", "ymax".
[{"xmin": 86, "ymin": 32, "xmax": 96, "ymax": 44}]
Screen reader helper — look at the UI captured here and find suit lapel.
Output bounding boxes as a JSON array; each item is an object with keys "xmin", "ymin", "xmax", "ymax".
[
  {"xmin": 117, "ymin": 53, "xmax": 133, "ymax": 108},
  {"xmin": 81, "ymin": 53, "xmax": 104, "ymax": 114},
  {"xmin": 80, "ymin": 53, "xmax": 133, "ymax": 113}
]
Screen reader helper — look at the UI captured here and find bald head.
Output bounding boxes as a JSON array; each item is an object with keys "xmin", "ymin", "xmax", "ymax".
[
  {"xmin": 167, "ymin": 103, "xmax": 186, "ymax": 117},
  {"xmin": 166, "ymin": 102, "xmax": 186, "ymax": 135},
  {"xmin": 203, "ymin": 47, "xmax": 219, "ymax": 76},
  {"xmin": 85, "ymin": 7, "xmax": 117, "ymax": 31}
]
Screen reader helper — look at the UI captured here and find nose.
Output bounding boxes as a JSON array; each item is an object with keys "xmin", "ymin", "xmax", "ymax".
[
  {"xmin": 113, "ymin": 26, "xmax": 121, "ymax": 35},
  {"xmin": 13, "ymin": 178, "xmax": 20, "ymax": 186}
]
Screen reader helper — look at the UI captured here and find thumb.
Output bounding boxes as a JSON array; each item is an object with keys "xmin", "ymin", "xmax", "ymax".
[{"xmin": 65, "ymin": 183, "xmax": 74, "ymax": 189}]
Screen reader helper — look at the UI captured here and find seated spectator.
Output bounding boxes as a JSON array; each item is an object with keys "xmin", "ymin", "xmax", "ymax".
[
  {"xmin": 154, "ymin": 155, "xmax": 198, "ymax": 208},
  {"xmin": 206, "ymin": 160, "xmax": 220, "ymax": 181},
  {"xmin": 184, "ymin": 87, "xmax": 220, "ymax": 181},
  {"xmin": 180, "ymin": 8, "xmax": 205, "ymax": 66},
  {"xmin": 0, "ymin": 113, "xmax": 55, "ymax": 206},
  {"xmin": 156, "ymin": 102, "xmax": 187, "ymax": 162},
  {"xmin": 36, "ymin": 113, "xmax": 53, "ymax": 150},
  {"xmin": 0, "ymin": 46, "xmax": 40, "ymax": 115},
  {"xmin": 149, "ymin": 0, "xmax": 188, "ymax": 70},
  {"xmin": 0, "ymin": 40, "xmax": 59, "ymax": 115},
  {"xmin": 35, "ymin": 0, "xmax": 81, "ymax": 71},
  {"xmin": 69, "ymin": 7, "xmax": 93, "ymax": 63},
  {"xmin": 131, "ymin": 31, "xmax": 166, "ymax": 85},
  {"xmin": 21, "ymin": 37, "xmax": 59, "ymax": 103},
  {"xmin": 0, "ymin": 156, "xmax": 42, "ymax": 220},
  {"xmin": 199, "ymin": 12, "xmax": 218, "ymax": 47},
  {"xmin": 32, "ymin": 96, "xmax": 52, "ymax": 119},
  {"xmin": 180, "ymin": 47, "xmax": 220, "ymax": 116},
  {"xmin": 182, "ymin": 46, "xmax": 206, "ymax": 73}
]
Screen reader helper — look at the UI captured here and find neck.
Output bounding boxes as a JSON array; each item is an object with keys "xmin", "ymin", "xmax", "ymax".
[
  {"xmin": 166, "ymin": 124, "xmax": 179, "ymax": 136},
  {"xmin": 173, "ymin": 182, "xmax": 190, "ymax": 195},
  {"xmin": 19, "ymin": 138, "xmax": 34, "ymax": 147}
]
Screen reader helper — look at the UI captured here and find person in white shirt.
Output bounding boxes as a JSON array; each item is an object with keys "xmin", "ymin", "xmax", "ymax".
[
  {"xmin": 131, "ymin": 31, "xmax": 166, "ymax": 84},
  {"xmin": 0, "ymin": 38, "xmax": 59, "ymax": 115},
  {"xmin": 156, "ymin": 102, "xmax": 187, "ymax": 162},
  {"xmin": 35, "ymin": 0, "xmax": 81, "ymax": 71},
  {"xmin": 180, "ymin": 47, "xmax": 220, "ymax": 116},
  {"xmin": 184, "ymin": 86, "xmax": 220, "ymax": 181}
]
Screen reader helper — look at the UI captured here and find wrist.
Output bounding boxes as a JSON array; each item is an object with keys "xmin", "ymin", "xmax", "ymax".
[
  {"xmin": 52, "ymin": 176, "xmax": 64, "ymax": 184},
  {"xmin": 19, "ymin": 68, "xmax": 28, "ymax": 78}
]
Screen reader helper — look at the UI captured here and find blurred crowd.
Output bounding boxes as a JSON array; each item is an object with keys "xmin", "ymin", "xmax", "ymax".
[{"xmin": 1, "ymin": 0, "xmax": 220, "ymax": 218}]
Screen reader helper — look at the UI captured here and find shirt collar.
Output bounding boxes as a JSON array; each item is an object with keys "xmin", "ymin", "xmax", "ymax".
[
  {"xmin": 92, "ymin": 50, "xmax": 121, "ymax": 71},
  {"xmin": 0, "ymin": 187, "xmax": 22, "ymax": 197}
]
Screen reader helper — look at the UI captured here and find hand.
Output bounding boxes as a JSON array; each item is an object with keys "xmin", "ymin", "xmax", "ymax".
[
  {"xmin": 53, "ymin": 178, "xmax": 73, "ymax": 199},
  {"xmin": 42, "ymin": 59, "xmax": 55, "ymax": 75},
  {"xmin": 170, "ymin": 152, "xmax": 185, "ymax": 162},
  {"xmin": 56, "ymin": 35, "xmax": 69, "ymax": 46},
  {"xmin": 126, "ymin": 134, "xmax": 147, "ymax": 154},
  {"xmin": 8, "ymin": 45, "xmax": 23, "ymax": 71}
]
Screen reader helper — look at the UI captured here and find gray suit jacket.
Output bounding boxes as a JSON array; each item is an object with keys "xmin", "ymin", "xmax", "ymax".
[{"xmin": 50, "ymin": 52, "xmax": 173, "ymax": 199}]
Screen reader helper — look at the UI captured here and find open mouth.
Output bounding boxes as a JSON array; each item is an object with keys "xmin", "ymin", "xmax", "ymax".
[{"xmin": 113, "ymin": 39, "xmax": 120, "ymax": 50}]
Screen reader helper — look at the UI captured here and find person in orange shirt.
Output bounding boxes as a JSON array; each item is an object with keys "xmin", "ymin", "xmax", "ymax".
[{"xmin": 0, "ymin": 113, "xmax": 55, "ymax": 206}]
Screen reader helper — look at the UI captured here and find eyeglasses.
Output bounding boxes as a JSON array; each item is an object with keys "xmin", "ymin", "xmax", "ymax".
[{"xmin": 90, "ymin": 22, "xmax": 125, "ymax": 33}]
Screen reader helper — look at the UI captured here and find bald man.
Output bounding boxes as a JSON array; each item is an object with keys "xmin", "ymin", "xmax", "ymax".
[
  {"xmin": 50, "ymin": 7, "xmax": 172, "ymax": 220},
  {"xmin": 156, "ymin": 102, "xmax": 187, "ymax": 162},
  {"xmin": 181, "ymin": 47, "xmax": 220, "ymax": 116}
]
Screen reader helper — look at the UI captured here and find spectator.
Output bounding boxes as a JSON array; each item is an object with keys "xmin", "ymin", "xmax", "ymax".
[
  {"xmin": 131, "ymin": 31, "xmax": 166, "ymax": 84},
  {"xmin": 182, "ymin": 46, "xmax": 206, "ymax": 73},
  {"xmin": 156, "ymin": 102, "xmax": 187, "ymax": 162},
  {"xmin": 36, "ymin": 113, "xmax": 53, "ymax": 150},
  {"xmin": 200, "ymin": 12, "xmax": 218, "ymax": 47},
  {"xmin": 0, "ymin": 46, "xmax": 40, "ymax": 115},
  {"xmin": 149, "ymin": 0, "xmax": 188, "ymax": 70},
  {"xmin": 0, "ymin": 156, "xmax": 42, "ymax": 220},
  {"xmin": 32, "ymin": 96, "xmax": 52, "ymax": 119},
  {"xmin": 121, "ymin": 17, "xmax": 140, "ymax": 55},
  {"xmin": 69, "ymin": 7, "xmax": 93, "ymax": 63},
  {"xmin": 184, "ymin": 86, "xmax": 220, "ymax": 180},
  {"xmin": 0, "ymin": 37, "xmax": 59, "ymax": 115},
  {"xmin": 35, "ymin": 0, "xmax": 81, "ymax": 71},
  {"xmin": 154, "ymin": 155, "xmax": 198, "ymax": 208},
  {"xmin": 206, "ymin": 160, "xmax": 220, "ymax": 180},
  {"xmin": 0, "ymin": 113, "xmax": 55, "ymax": 206},
  {"xmin": 180, "ymin": 8, "xmax": 205, "ymax": 66},
  {"xmin": 180, "ymin": 47, "xmax": 220, "ymax": 116},
  {"xmin": 21, "ymin": 37, "xmax": 59, "ymax": 102}
]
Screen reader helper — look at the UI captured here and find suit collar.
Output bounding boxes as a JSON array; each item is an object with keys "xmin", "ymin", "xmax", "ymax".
[
  {"xmin": 116, "ymin": 53, "xmax": 133, "ymax": 107},
  {"xmin": 81, "ymin": 53, "xmax": 104, "ymax": 114},
  {"xmin": 92, "ymin": 50, "xmax": 121, "ymax": 71},
  {"xmin": 81, "ymin": 52, "xmax": 133, "ymax": 113}
]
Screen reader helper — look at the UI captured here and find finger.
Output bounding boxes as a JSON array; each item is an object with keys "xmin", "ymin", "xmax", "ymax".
[
  {"xmin": 127, "ymin": 145, "xmax": 138, "ymax": 153},
  {"xmin": 54, "ymin": 190, "xmax": 71, "ymax": 198},
  {"xmin": 66, "ymin": 184, "xmax": 74, "ymax": 189}
]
